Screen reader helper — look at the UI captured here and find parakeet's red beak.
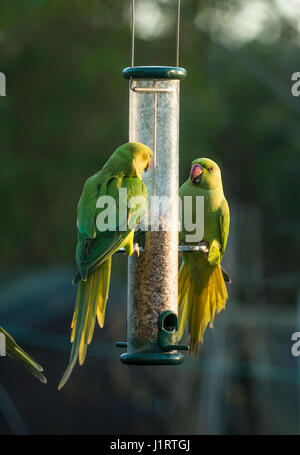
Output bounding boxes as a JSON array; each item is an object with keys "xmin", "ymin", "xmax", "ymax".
[
  {"xmin": 190, "ymin": 163, "xmax": 203, "ymax": 183},
  {"xmin": 145, "ymin": 156, "xmax": 151, "ymax": 172}
]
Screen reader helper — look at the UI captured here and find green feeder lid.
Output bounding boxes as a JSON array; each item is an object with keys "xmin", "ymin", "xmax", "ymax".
[{"xmin": 122, "ymin": 66, "xmax": 187, "ymax": 80}]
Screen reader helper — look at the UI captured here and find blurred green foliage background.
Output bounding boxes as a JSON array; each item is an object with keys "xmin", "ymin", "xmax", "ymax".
[{"xmin": 1, "ymin": 0, "xmax": 300, "ymax": 279}]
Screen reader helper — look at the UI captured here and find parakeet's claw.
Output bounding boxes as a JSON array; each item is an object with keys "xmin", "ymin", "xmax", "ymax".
[
  {"xmin": 199, "ymin": 241, "xmax": 209, "ymax": 254},
  {"xmin": 221, "ymin": 266, "xmax": 231, "ymax": 283},
  {"xmin": 133, "ymin": 242, "xmax": 140, "ymax": 258}
]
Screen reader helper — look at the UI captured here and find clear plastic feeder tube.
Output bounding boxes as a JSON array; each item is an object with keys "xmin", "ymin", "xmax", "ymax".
[{"xmin": 121, "ymin": 66, "xmax": 187, "ymax": 364}]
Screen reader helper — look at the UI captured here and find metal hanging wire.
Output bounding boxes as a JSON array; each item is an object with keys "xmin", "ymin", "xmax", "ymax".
[
  {"xmin": 131, "ymin": 0, "xmax": 135, "ymax": 67},
  {"xmin": 130, "ymin": 0, "xmax": 182, "ymax": 68},
  {"xmin": 176, "ymin": 0, "xmax": 181, "ymax": 67},
  {"xmin": 129, "ymin": 0, "xmax": 181, "ymax": 93}
]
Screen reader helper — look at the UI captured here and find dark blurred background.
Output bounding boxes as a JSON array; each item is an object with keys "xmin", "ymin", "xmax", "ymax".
[{"xmin": 0, "ymin": 0, "xmax": 300, "ymax": 435}]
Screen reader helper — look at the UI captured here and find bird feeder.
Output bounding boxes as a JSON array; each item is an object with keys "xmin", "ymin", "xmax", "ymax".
[
  {"xmin": 117, "ymin": 65, "xmax": 189, "ymax": 364},
  {"xmin": 117, "ymin": 1, "xmax": 188, "ymax": 365}
]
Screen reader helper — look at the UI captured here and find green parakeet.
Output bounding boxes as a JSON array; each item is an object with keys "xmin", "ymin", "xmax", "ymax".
[
  {"xmin": 178, "ymin": 158, "xmax": 230, "ymax": 356},
  {"xmin": 58, "ymin": 142, "xmax": 152, "ymax": 389},
  {"xmin": 0, "ymin": 326, "xmax": 47, "ymax": 383}
]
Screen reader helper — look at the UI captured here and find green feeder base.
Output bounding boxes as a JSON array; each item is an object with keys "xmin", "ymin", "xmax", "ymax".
[{"xmin": 120, "ymin": 351, "xmax": 184, "ymax": 365}]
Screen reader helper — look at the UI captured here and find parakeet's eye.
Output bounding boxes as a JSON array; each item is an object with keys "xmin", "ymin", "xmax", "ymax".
[{"xmin": 208, "ymin": 167, "xmax": 214, "ymax": 172}]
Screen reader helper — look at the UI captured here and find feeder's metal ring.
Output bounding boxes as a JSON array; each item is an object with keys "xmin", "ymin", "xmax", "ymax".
[{"xmin": 123, "ymin": 66, "xmax": 187, "ymax": 81}]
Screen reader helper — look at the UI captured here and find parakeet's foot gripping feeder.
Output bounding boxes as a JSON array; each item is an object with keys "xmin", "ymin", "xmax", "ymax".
[{"xmin": 117, "ymin": 0, "xmax": 188, "ymax": 365}]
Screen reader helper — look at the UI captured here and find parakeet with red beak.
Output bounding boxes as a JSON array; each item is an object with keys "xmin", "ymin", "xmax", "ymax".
[
  {"xmin": 58, "ymin": 142, "xmax": 152, "ymax": 389},
  {"xmin": 178, "ymin": 158, "xmax": 230, "ymax": 356}
]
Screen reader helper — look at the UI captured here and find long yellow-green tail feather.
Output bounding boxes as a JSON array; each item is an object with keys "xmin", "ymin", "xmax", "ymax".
[
  {"xmin": 178, "ymin": 260, "xmax": 228, "ymax": 357},
  {"xmin": 58, "ymin": 257, "xmax": 111, "ymax": 390},
  {"xmin": 0, "ymin": 327, "xmax": 47, "ymax": 383},
  {"xmin": 96, "ymin": 258, "xmax": 111, "ymax": 328}
]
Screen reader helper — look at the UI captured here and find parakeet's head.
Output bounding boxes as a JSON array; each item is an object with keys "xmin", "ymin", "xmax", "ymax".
[
  {"xmin": 115, "ymin": 142, "xmax": 152, "ymax": 177},
  {"xmin": 189, "ymin": 158, "xmax": 222, "ymax": 190}
]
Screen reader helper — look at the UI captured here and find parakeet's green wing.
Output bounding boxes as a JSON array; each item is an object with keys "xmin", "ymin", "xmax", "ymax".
[
  {"xmin": 76, "ymin": 144, "xmax": 146, "ymax": 239},
  {"xmin": 218, "ymin": 199, "xmax": 231, "ymax": 283},
  {"xmin": 218, "ymin": 199, "xmax": 230, "ymax": 257},
  {"xmin": 74, "ymin": 177, "xmax": 148, "ymax": 282},
  {"xmin": 77, "ymin": 172, "xmax": 124, "ymax": 239},
  {"xmin": 0, "ymin": 327, "xmax": 47, "ymax": 383}
]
